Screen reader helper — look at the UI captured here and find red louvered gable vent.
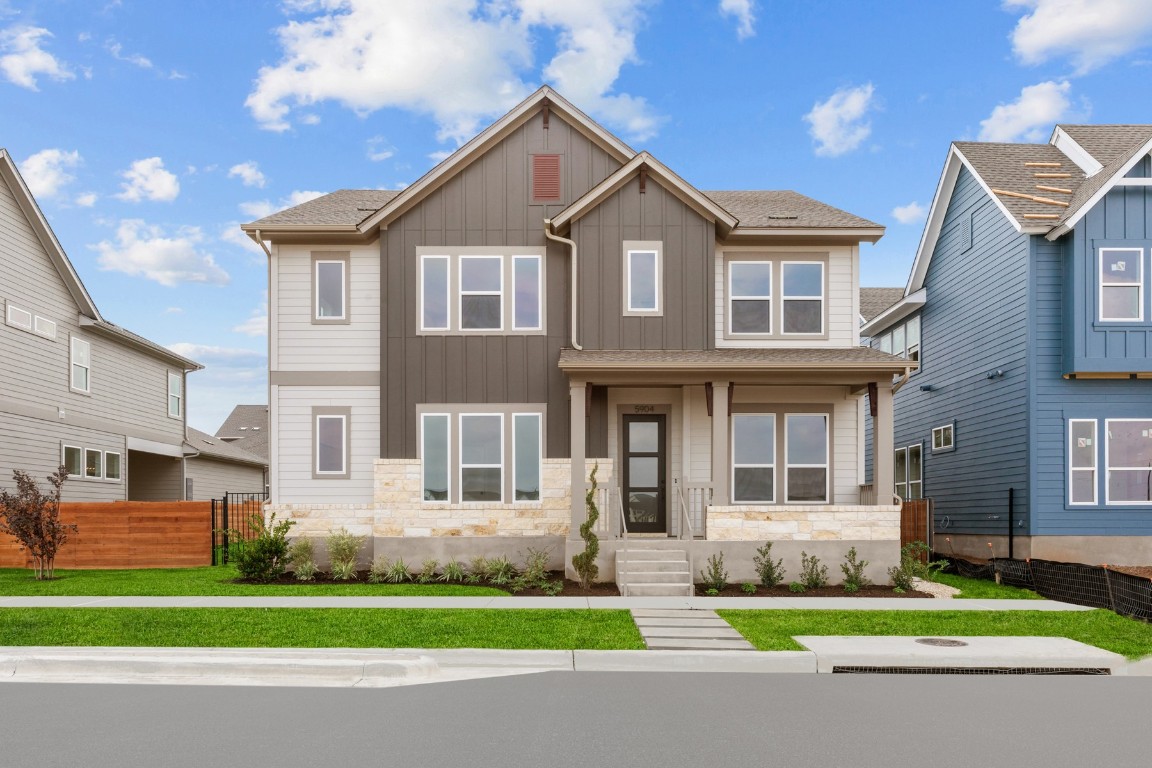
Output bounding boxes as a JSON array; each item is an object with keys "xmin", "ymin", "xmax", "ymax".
[{"xmin": 533, "ymin": 154, "xmax": 561, "ymax": 201}]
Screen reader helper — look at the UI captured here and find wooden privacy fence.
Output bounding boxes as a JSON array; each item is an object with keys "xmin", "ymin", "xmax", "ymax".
[
  {"xmin": 900, "ymin": 498, "xmax": 931, "ymax": 549},
  {"xmin": 0, "ymin": 501, "xmax": 212, "ymax": 569}
]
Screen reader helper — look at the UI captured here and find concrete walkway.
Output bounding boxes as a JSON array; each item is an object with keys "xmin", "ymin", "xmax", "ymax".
[
  {"xmin": 0, "ymin": 595, "xmax": 1092, "ymax": 610},
  {"xmin": 630, "ymin": 609, "xmax": 756, "ymax": 650}
]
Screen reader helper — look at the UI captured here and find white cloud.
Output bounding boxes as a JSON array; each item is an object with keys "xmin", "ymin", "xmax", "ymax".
[
  {"xmin": 106, "ymin": 39, "xmax": 152, "ymax": 69},
  {"xmin": 367, "ymin": 135, "xmax": 395, "ymax": 161},
  {"xmin": 719, "ymin": 0, "xmax": 755, "ymax": 39},
  {"xmin": 220, "ymin": 222, "xmax": 267, "ymax": 257},
  {"xmin": 232, "ymin": 292, "xmax": 268, "ymax": 337},
  {"xmin": 228, "ymin": 161, "xmax": 266, "ymax": 188},
  {"xmin": 19, "ymin": 148, "xmax": 80, "ymax": 198},
  {"xmin": 92, "ymin": 219, "xmax": 229, "ymax": 286},
  {"xmin": 979, "ymin": 80, "xmax": 1071, "ymax": 142},
  {"xmin": 167, "ymin": 343, "xmax": 266, "ymax": 368},
  {"xmin": 892, "ymin": 201, "xmax": 927, "ymax": 225},
  {"xmin": 75, "ymin": 192, "xmax": 97, "ymax": 207},
  {"xmin": 1006, "ymin": 0, "xmax": 1152, "ymax": 74},
  {"xmin": 164, "ymin": 306, "xmax": 183, "ymax": 314},
  {"xmin": 0, "ymin": 26, "xmax": 74, "ymax": 90},
  {"xmin": 238, "ymin": 189, "xmax": 326, "ymax": 220},
  {"xmin": 803, "ymin": 83, "xmax": 876, "ymax": 157},
  {"xmin": 115, "ymin": 157, "xmax": 180, "ymax": 202},
  {"xmin": 245, "ymin": 0, "xmax": 659, "ymax": 143}
]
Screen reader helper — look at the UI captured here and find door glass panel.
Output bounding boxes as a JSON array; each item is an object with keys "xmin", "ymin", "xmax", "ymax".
[
  {"xmin": 629, "ymin": 421, "xmax": 658, "ymax": 453},
  {"xmin": 629, "ymin": 456, "xmax": 658, "ymax": 488},
  {"xmin": 628, "ymin": 492, "xmax": 658, "ymax": 524}
]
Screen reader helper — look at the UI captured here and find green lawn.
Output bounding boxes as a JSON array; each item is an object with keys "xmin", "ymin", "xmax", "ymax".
[
  {"xmin": 0, "ymin": 567, "xmax": 506, "ymax": 597},
  {"xmin": 0, "ymin": 608, "xmax": 645, "ymax": 650},
  {"xmin": 933, "ymin": 572, "xmax": 1044, "ymax": 600},
  {"xmin": 719, "ymin": 609, "xmax": 1152, "ymax": 659}
]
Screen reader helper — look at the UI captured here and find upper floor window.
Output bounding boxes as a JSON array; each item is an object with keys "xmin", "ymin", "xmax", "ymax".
[
  {"xmin": 313, "ymin": 253, "xmax": 349, "ymax": 324},
  {"xmin": 729, "ymin": 262, "xmax": 772, "ymax": 334},
  {"xmin": 931, "ymin": 423, "xmax": 954, "ymax": 452},
  {"xmin": 70, "ymin": 336, "xmax": 90, "ymax": 393},
  {"xmin": 168, "ymin": 372, "xmax": 183, "ymax": 419},
  {"xmin": 724, "ymin": 256, "xmax": 826, "ymax": 338},
  {"xmin": 624, "ymin": 241, "xmax": 662, "ymax": 315},
  {"xmin": 782, "ymin": 262, "xmax": 824, "ymax": 334},
  {"xmin": 1098, "ymin": 248, "xmax": 1143, "ymax": 322},
  {"xmin": 878, "ymin": 316, "xmax": 920, "ymax": 363},
  {"xmin": 419, "ymin": 250, "xmax": 543, "ymax": 334}
]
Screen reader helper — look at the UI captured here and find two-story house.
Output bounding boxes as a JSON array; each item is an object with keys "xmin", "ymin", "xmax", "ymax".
[
  {"xmin": 1, "ymin": 148, "xmax": 204, "ymax": 502},
  {"xmin": 863, "ymin": 125, "xmax": 1152, "ymax": 565},
  {"xmin": 244, "ymin": 87, "xmax": 911, "ymax": 585}
]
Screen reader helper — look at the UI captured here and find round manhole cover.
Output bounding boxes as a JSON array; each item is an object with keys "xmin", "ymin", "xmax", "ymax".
[{"xmin": 915, "ymin": 638, "xmax": 968, "ymax": 647}]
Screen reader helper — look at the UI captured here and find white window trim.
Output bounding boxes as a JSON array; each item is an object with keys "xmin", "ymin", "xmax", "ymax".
[
  {"xmin": 727, "ymin": 261, "xmax": 773, "ymax": 336},
  {"xmin": 1104, "ymin": 418, "xmax": 1152, "ymax": 506},
  {"xmin": 62, "ymin": 444, "xmax": 82, "ymax": 479},
  {"xmin": 6, "ymin": 303, "xmax": 32, "ymax": 330},
  {"xmin": 1068, "ymin": 419, "xmax": 1097, "ymax": 506},
  {"xmin": 1098, "ymin": 247, "xmax": 1144, "ymax": 323},
  {"xmin": 420, "ymin": 255, "xmax": 451, "ymax": 331},
  {"xmin": 731, "ymin": 414, "xmax": 776, "ymax": 504},
  {"xmin": 781, "ymin": 260, "xmax": 825, "ymax": 336},
  {"xmin": 84, "ymin": 448, "xmax": 103, "ymax": 479},
  {"xmin": 459, "ymin": 413, "xmax": 504, "ymax": 503},
  {"xmin": 512, "ymin": 413, "xmax": 542, "ymax": 501},
  {"xmin": 512, "ymin": 255, "xmax": 543, "ymax": 331},
  {"xmin": 784, "ymin": 413, "xmax": 829, "ymax": 504},
  {"xmin": 895, "ymin": 444, "xmax": 923, "ymax": 500},
  {"xmin": 70, "ymin": 336, "xmax": 91, "ymax": 394},
  {"xmin": 421, "ymin": 413, "xmax": 451, "ymax": 503},
  {"xmin": 931, "ymin": 423, "xmax": 954, "ymax": 453},
  {"xmin": 104, "ymin": 451, "xmax": 122, "ymax": 482},
  {"xmin": 624, "ymin": 243, "xmax": 662, "ymax": 315},
  {"xmin": 313, "ymin": 258, "xmax": 348, "ymax": 322},
  {"xmin": 459, "ymin": 255, "xmax": 504, "ymax": 332},
  {"xmin": 168, "ymin": 372, "xmax": 183, "ymax": 419},
  {"xmin": 314, "ymin": 413, "xmax": 348, "ymax": 477}
]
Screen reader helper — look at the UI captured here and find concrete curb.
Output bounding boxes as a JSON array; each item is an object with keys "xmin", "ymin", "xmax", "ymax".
[{"xmin": 573, "ymin": 649, "xmax": 816, "ymax": 673}]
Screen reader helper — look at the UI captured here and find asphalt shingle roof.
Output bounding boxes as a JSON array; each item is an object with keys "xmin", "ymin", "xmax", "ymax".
[
  {"xmin": 704, "ymin": 190, "xmax": 880, "ymax": 229},
  {"xmin": 1059, "ymin": 125, "xmax": 1152, "ymax": 165},
  {"xmin": 953, "ymin": 142, "xmax": 1084, "ymax": 225},
  {"xmin": 860, "ymin": 288, "xmax": 905, "ymax": 322},
  {"xmin": 248, "ymin": 190, "xmax": 400, "ymax": 227},
  {"xmin": 187, "ymin": 427, "xmax": 266, "ymax": 466},
  {"xmin": 214, "ymin": 405, "xmax": 269, "ymax": 461},
  {"xmin": 558, "ymin": 347, "xmax": 909, "ymax": 368}
]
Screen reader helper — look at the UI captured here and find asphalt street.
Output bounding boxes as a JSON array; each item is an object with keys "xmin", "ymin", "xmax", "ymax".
[{"xmin": 2, "ymin": 672, "xmax": 1151, "ymax": 768}]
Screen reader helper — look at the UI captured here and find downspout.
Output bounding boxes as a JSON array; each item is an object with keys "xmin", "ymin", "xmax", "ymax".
[
  {"xmin": 252, "ymin": 229, "xmax": 273, "ymax": 259},
  {"xmin": 543, "ymin": 219, "xmax": 581, "ymax": 350},
  {"xmin": 890, "ymin": 365, "xmax": 914, "ymax": 394}
]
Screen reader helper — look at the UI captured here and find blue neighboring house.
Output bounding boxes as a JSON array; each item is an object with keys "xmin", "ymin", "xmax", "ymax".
[{"xmin": 863, "ymin": 124, "xmax": 1152, "ymax": 565}]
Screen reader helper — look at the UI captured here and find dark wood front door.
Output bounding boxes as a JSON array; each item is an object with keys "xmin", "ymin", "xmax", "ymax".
[{"xmin": 622, "ymin": 415, "xmax": 666, "ymax": 534}]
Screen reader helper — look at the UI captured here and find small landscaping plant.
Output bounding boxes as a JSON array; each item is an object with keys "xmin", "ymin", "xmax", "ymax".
[
  {"xmin": 230, "ymin": 512, "xmax": 295, "ymax": 583},
  {"xmin": 571, "ymin": 464, "xmax": 600, "ymax": 589},
  {"xmin": 699, "ymin": 552, "xmax": 728, "ymax": 592},
  {"xmin": 840, "ymin": 547, "xmax": 870, "ymax": 594},
  {"xmin": 741, "ymin": 582, "xmax": 757, "ymax": 595},
  {"xmin": 798, "ymin": 551, "xmax": 829, "ymax": 590},
  {"xmin": 465, "ymin": 557, "xmax": 488, "ymax": 584},
  {"xmin": 438, "ymin": 559, "xmax": 466, "ymax": 583},
  {"xmin": 485, "ymin": 555, "xmax": 518, "ymax": 586},
  {"xmin": 367, "ymin": 555, "xmax": 391, "ymax": 584},
  {"xmin": 511, "ymin": 546, "xmax": 553, "ymax": 592},
  {"xmin": 0, "ymin": 467, "xmax": 75, "ymax": 580},
  {"xmin": 789, "ymin": 581, "xmax": 806, "ymax": 593},
  {"xmin": 901, "ymin": 540, "xmax": 949, "ymax": 581},
  {"xmin": 417, "ymin": 558, "xmax": 440, "ymax": 584},
  {"xmin": 385, "ymin": 557, "xmax": 411, "ymax": 583},
  {"xmin": 753, "ymin": 542, "xmax": 785, "ymax": 587},
  {"xmin": 288, "ymin": 538, "xmax": 316, "ymax": 582},
  {"xmin": 325, "ymin": 527, "xmax": 364, "ymax": 580}
]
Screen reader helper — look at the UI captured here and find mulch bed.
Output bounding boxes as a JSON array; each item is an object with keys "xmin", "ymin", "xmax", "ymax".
[
  {"xmin": 1109, "ymin": 566, "xmax": 1152, "ymax": 580},
  {"xmin": 695, "ymin": 584, "xmax": 933, "ymax": 598}
]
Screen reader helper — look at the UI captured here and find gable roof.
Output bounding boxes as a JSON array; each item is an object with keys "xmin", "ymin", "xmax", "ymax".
[
  {"xmin": 860, "ymin": 288, "xmax": 905, "ymax": 322},
  {"xmin": 214, "ymin": 404, "xmax": 269, "ymax": 461},
  {"xmin": 0, "ymin": 148, "xmax": 201, "ymax": 371},
  {"xmin": 249, "ymin": 190, "xmax": 400, "ymax": 229},
  {"xmin": 186, "ymin": 427, "xmax": 266, "ymax": 467}
]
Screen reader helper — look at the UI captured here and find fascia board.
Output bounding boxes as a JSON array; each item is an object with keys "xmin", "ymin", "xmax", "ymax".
[
  {"xmin": 1048, "ymin": 138, "xmax": 1152, "ymax": 241},
  {"xmin": 0, "ymin": 149, "xmax": 102, "ymax": 320},
  {"xmin": 727, "ymin": 227, "xmax": 885, "ymax": 242},
  {"xmin": 860, "ymin": 288, "xmax": 927, "ymax": 337}
]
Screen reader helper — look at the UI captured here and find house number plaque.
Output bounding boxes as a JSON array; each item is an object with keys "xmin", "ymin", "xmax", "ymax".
[{"xmin": 633, "ymin": 405, "xmax": 656, "ymax": 413}]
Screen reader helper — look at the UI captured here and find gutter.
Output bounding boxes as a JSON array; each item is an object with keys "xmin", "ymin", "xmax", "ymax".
[
  {"xmin": 252, "ymin": 228, "xmax": 273, "ymax": 259},
  {"xmin": 544, "ymin": 219, "xmax": 581, "ymax": 351}
]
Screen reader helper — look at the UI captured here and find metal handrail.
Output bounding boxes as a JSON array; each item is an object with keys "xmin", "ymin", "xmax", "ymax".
[{"xmin": 617, "ymin": 487, "xmax": 629, "ymax": 540}]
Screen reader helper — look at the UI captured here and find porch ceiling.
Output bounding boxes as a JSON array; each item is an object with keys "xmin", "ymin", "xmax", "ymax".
[{"xmin": 558, "ymin": 347, "xmax": 914, "ymax": 385}]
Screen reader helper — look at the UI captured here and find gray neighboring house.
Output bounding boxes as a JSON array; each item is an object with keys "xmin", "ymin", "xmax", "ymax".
[
  {"xmin": 0, "ymin": 148, "xmax": 203, "ymax": 502},
  {"xmin": 242, "ymin": 87, "xmax": 912, "ymax": 580},
  {"xmin": 184, "ymin": 427, "xmax": 267, "ymax": 501}
]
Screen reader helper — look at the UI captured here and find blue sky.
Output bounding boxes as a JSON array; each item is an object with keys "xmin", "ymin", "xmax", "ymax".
[{"xmin": 2, "ymin": 0, "xmax": 1151, "ymax": 431}]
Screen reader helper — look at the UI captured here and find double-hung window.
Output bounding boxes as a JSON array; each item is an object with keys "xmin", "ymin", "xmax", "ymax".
[
  {"xmin": 168, "ymin": 372, "xmax": 183, "ymax": 419},
  {"xmin": 460, "ymin": 414, "xmax": 502, "ymax": 501},
  {"xmin": 724, "ymin": 257, "xmax": 826, "ymax": 338},
  {"xmin": 1068, "ymin": 419, "xmax": 1097, "ymax": 505},
  {"xmin": 624, "ymin": 241, "xmax": 661, "ymax": 315},
  {"xmin": 419, "ymin": 250, "xmax": 543, "ymax": 333},
  {"xmin": 1105, "ymin": 419, "xmax": 1152, "ymax": 504},
  {"xmin": 729, "ymin": 262, "xmax": 772, "ymax": 335},
  {"xmin": 782, "ymin": 262, "xmax": 824, "ymax": 334},
  {"xmin": 313, "ymin": 408, "xmax": 350, "ymax": 479},
  {"xmin": 895, "ymin": 444, "xmax": 922, "ymax": 500},
  {"xmin": 786, "ymin": 414, "xmax": 829, "ymax": 502},
  {"xmin": 1098, "ymin": 248, "xmax": 1143, "ymax": 322},
  {"xmin": 732, "ymin": 414, "xmax": 775, "ymax": 502},
  {"xmin": 420, "ymin": 408, "xmax": 544, "ymax": 504},
  {"xmin": 70, "ymin": 336, "xmax": 90, "ymax": 393},
  {"xmin": 313, "ymin": 256, "xmax": 348, "ymax": 322}
]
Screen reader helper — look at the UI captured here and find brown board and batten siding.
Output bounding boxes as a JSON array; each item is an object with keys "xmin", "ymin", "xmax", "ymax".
[
  {"xmin": 572, "ymin": 175, "xmax": 715, "ymax": 351},
  {"xmin": 381, "ymin": 110, "xmax": 623, "ymax": 460}
]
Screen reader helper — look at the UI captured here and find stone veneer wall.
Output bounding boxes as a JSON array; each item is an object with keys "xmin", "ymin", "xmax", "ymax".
[
  {"xmin": 372, "ymin": 458, "xmax": 613, "ymax": 538},
  {"xmin": 706, "ymin": 506, "xmax": 901, "ymax": 541}
]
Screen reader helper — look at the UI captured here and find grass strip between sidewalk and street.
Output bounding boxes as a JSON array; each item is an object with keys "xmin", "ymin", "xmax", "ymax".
[
  {"xmin": 719, "ymin": 609, "xmax": 1152, "ymax": 659},
  {"xmin": 0, "ymin": 608, "xmax": 646, "ymax": 650}
]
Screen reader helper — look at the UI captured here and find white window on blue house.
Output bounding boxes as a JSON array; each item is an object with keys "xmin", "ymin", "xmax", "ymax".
[
  {"xmin": 895, "ymin": 444, "xmax": 922, "ymax": 500},
  {"xmin": 1068, "ymin": 419, "xmax": 1097, "ymax": 505},
  {"xmin": 878, "ymin": 316, "xmax": 920, "ymax": 363},
  {"xmin": 931, "ymin": 423, "xmax": 954, "ymax": 452},
  {"xmin": 1098, "ymin": 248, "xmax": 1143, "ymax": 322},
  {"xmin": 1105, "ymin": 419, "xmax": 1152, "ymax": 504}
]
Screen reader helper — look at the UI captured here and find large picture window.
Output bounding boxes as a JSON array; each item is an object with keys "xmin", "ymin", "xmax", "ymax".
[
  {"xmin": 732, "ymin": 414, "xmax": 775, "ymax": 502},
  {"xmin": 1098, "ymin": 248, "xmax": 1143, "ymax": 322},
  {"xmin": 420, "ymin": 407, "xmax": 545, "ymax": 504},
  {"xmin": 419, "ymin": 250, "xmax": 543, "ymax": 333},
  {"xmin": 786, "ymin": 414, "xmax": 829, "ymax": 503},
  {"xmin": 1105, "ymin": 419, "xmax": 1152, "ymax": 504}
]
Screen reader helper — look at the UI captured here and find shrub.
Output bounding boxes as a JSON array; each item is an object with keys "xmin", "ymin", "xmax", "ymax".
[
  {"xmin": 840, "ymin": 547, "xmax": 870, "ymax": 593},
  {"xmin": 753, "ymin": 542, "xmax": 785, "ymax": 588},
  {"xmin": 520, "ymin": 547, "xmax": 551, "ymax": 585},
  {"xmin": 486, "ymin": 555, "xmax": 518, "ymax": 586},
  {"xmin": 741, "ymin": 582, "xmax": 757, "ymax": 595},
  {"xmin": 789, "ymin": 581, "xmax": 806, "ymax": 593},
  {"xmin": 888, "ymin": 562, "xmax": 915, "ymax": 593},
  {"xmin": 417, "ymin": 558, "xmax": 440, "ymax": 584},
  {"xmin": 901, "ymin": 540, "xmax": 949, "ymax": 581},
  {"xmin": 231, "ymin": 512, "xmax": 295, "ymax": 583},
  {"xmin": 541, "ymin": 580, "xmax": 564, "ymax": 596},
  {"xmin": 571, "ymin": 464, "xmax": 600, "ymax": 589},
  {"xmin": 326, "ymin": 527, "xmax": 364, "ymax": 578},
  {"xmin": 288, "ymin": 538, "xmax": 316, "ymax": 581},
  {"xmin": 439, "ymin": 559, "xmax": 466, "ymax": 583},
  {"xmin": 799, "ymin": 551, "xmax": 828, "ymax": 590},
  {"xmin": 367, "ymin": 555, "xmax": 391, "ymax": 583},
  {"xmin": 466, "ymin": 557, "xmax": 488, "ymax": 584},
  {"xmin": 0, "ymin": 467, "xmax": 75, "ymax": 580},
  {"xmin": 294, "ymin": 560, "xmax": 317, "ymax": 582},
  {"xmin": 699, "ymin": 552, "xmax": 728, "ymax": 592},
  {"xmin": 385, "ymin": 557, "xmax": 410, "ymax": 583}
]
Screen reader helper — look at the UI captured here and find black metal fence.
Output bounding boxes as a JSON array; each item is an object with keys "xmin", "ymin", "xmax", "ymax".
[
  {"xmin": 946, "ymin": 555, "xmax": 1151, "ymax": 622},
  {"xmin": 211, "ymin": 492, "xmax": 268, "ymax": 565}
]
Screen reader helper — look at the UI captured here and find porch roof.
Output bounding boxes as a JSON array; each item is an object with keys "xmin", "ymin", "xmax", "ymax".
[{"xmin": 558, "ymin": 347, "xmax": 913, "ymax": 383}]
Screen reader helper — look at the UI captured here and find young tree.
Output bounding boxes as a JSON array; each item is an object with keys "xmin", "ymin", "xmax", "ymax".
[
  {"xmin": 571, "ymin": 464, "xmax": 600, "ymax": 589},
  {"xmin": 0, "ymin": 467, "xmax": 76, "ymax": 580}
]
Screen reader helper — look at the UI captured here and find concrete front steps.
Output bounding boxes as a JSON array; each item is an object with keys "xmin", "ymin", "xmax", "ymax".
[{"xmin": 616, "ymin": 546, "xmax": 693, "ymax": 597}]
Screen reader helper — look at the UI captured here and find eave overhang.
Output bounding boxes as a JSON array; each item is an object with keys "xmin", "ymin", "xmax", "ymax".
[{"xmin": 860, "ymin": 288, "xmax": 927, "ymax": 337}]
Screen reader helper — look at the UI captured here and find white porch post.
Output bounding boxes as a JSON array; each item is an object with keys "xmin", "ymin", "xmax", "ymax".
[
  {"xmin": 711, "ymin": 381, "xmax": 730, "ymax": 505},
  {"xmin": 569, "ymin": 381, "xmax": 587, "ymax": 538},
  {"xmin": 872, "ymin": 380, "xmax": 895, "ymax": 503}
]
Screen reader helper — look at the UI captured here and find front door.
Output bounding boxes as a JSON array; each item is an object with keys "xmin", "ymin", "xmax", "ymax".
[{"xmin": 622, "ymin": 415, "xmax": 666, "ymax": 533}]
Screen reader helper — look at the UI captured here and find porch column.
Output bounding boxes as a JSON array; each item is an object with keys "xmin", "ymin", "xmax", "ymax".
[
  {"xmin": 710, "ymin": 381, "xmax": 730, "ymax": 505},
  {"xmin": 569, "ymin": 381, "xmax": 587, "ymax": 539},
  {"xmin": 872, "ymin": 379, "xmax": 895, "ymax": 504}
]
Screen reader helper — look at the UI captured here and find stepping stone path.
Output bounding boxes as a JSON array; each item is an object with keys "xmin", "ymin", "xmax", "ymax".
[{"xmin": 630, "ymin": 609, "xmax": 755, "ymax": 651}]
